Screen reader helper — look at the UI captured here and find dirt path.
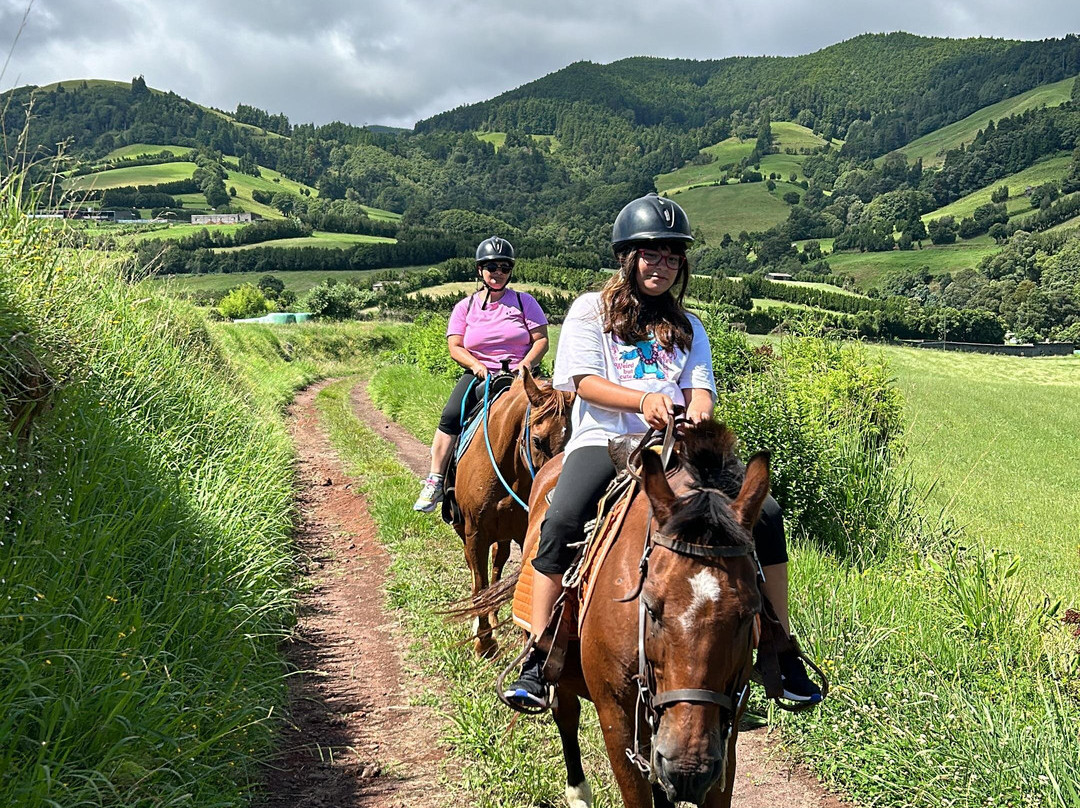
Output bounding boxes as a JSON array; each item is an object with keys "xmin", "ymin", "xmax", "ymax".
[
  {"xmin": 255, "ymin": 381, "xmax": 453, "ymax": 808},
  {"xmin": 260, "ymin": 377, "xmax": 847, "ymax": 808}
]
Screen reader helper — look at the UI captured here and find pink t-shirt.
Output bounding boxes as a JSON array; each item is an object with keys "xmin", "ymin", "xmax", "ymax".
[{"xmin": 447, "ymin": 289, "xmax": 548, "ymax": 372}]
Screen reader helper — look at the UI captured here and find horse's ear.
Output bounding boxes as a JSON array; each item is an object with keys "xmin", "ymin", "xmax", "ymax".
[
  {"xmin": 522, "ymin": 365, "xmax": 546, "ymax": 407},
  {"xmin": 731, "ymin": 451, "xmax": 770, "ymax": 531},
  {"xmin": 641, "ymin": 449, "xmax": 677, "ymax": 525}
]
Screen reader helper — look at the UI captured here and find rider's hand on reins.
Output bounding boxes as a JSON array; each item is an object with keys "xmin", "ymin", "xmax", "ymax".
[
  {"xmin": 639, "ymin": 392, "xmax": 675, "ymax": 430},
  {"xmin": 473, "ymin": 364, "xmax": 489, "ymax": 381},
  {"xmin": 684, "ymin": 404, "xmax": 714, "ymax": 424}
]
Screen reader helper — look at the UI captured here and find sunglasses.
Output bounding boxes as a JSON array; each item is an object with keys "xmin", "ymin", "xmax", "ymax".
[
  {"xmin": 480, "ymin": 261, "xmax": 512, "ymax": 274},
  {"xmin": 638, "ymin": 248, "xmax": 683, "ymax": 270}
]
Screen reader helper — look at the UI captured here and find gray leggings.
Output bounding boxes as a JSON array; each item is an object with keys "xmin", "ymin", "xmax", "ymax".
[{"xmin": 532, "ymin": 444, "xmax": 788, "ymax": 575}]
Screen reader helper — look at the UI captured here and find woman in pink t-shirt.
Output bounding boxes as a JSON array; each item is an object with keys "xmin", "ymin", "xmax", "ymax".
[{"xmin": 413, "ymin": 237, "xmax": 549, "ymax": 512}]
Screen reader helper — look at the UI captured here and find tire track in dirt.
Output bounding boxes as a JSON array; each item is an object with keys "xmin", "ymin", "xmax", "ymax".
[{"xmin": 347, "ymin": 381, "xmax": 849, "ymax": 808}]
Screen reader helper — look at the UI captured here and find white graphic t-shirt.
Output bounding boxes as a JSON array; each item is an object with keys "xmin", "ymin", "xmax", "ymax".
[{"xmin": 553, "ymin": 292, "xmax": 716, "ymax": 456}]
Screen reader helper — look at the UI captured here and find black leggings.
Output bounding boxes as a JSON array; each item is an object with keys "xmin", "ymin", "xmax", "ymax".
[
  {"xmin": 437, "ymin": 372, "xmax": 482, "ymax": 436},
  {"xmin": 532, "ymin": 445, "xmax": 789, "ymax": 575}
]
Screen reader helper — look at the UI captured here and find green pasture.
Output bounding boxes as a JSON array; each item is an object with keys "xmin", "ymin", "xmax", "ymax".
[
  {"xmin": 120, "ymin": 222, "xmax": 244, "ymax": 243},
  {"xmin": 898, "ymin": 76, "xmax": 1076, "ymax": 169},
  {"xmin": 922, "ymin": 154, "xmax": 1072, "ymax": 224},
  {"xmin": 673, "ymin": 181, "xmax": 801, "ymax": 242},
  {"xmin": 774, "ymin": 279, "xmax": 865, "ymax": 297},
  {"xmin": 655, "ymin": 137, "xmax": 754, "ymax": 193},
  {"xmin": 102, "ymin": 143, "xmax": 190, "ymax": 161},
  {"xmin": 214, "ymin": 231, "xmax": 397, "ymax": 251},
  {"xmin": 656, "ymin": 122, "xmax": 827, "ymax": 194},
  {"xmin": 473, "ymin": 131, "xmax": 561, "ymax": 152},
  {"xmin": 751, "ymin": 296, "xmax": 814, "ymax": 311},
  {"xmin": 408, "ymin": 280, "xmax": 559, "ymax": 299},
  {"xmin": 795, "ymin": 236, "xmax": 836, "ymax": 254},
  {"xmin": 882, "ymin": 344, "xmax": 1080, "ymax": 602},
  {"xmin": 146, "ymin": 268, "xmax": 409, "ymax": 297},
  {"xmin": 827, "ymin": 242, "xmax": 1000, "ymax": 289},
  {"xmin": 65, "ymin": 161, "xmax": 199, "ymax": 192}
]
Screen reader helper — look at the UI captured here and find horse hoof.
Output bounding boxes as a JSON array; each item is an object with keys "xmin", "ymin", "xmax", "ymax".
[
  {"xmin": 474, "ymin": 638, "xmax": 499, "ymax": 659},
  {"xmin": 565, "ymin": 780, "xmax": 592, "ymax": 808}
]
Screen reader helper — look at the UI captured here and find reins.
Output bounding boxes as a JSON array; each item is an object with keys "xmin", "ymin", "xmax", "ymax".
[
  {"xmin": 618, "ymin": 415, "xmax": 758, "ymax": 785},
  {"xmin": 480, "ymin": 370, "xmax": 532, "ymax": 512}
]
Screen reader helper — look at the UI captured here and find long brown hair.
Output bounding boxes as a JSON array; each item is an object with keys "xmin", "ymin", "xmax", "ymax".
[{"xmin": 600, "ymin": 245, "xmax": 693, "ymax": 352}]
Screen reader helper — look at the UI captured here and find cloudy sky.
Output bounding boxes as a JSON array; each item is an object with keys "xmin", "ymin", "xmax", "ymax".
[{"xmin": 3, "ymin": 0, "xmax": 1080, "ymax": 129}]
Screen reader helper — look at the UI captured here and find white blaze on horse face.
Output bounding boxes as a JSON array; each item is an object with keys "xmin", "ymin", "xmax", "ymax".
[{"xmin": 679, "ymin": 569, "xmax": 723, "ymax": 632}]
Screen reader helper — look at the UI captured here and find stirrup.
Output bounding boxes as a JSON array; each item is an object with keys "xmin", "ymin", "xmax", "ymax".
[{"xmin": 496, "ymin": 641, "xmax": 551, "ymax": 715}]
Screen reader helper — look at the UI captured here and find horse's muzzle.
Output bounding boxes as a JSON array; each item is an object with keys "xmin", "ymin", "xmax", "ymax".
[{"xmin": 655, "ymin": 751, "xmax": 726, "ymax": 806}]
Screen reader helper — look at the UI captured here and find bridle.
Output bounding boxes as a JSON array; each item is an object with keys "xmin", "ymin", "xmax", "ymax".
[
  {"xmin": 620, "ymin": 418, "xmax": 762, "ymax": 790},
  {"xmin": 518, "ymin": 398, "xmax": 570, "ymax": 482},
  {"xmin": 623, "ymin": 509, "xmax": 760, "ymax": 789}
]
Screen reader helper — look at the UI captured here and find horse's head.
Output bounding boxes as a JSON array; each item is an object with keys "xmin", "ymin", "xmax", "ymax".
[
  {"xmin": 636, "ymin": 421, "xmax": 770, "ymax": 805},
  {"xmin": 519, "ymin": 366, "xmax": 574, "ymax": 470}
]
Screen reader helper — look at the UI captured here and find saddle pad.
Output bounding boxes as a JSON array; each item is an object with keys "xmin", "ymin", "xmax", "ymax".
[
  {"xmin": 454, "ymin": 382, "xmax": 513, "ymax": 464},
  {"xmin": 576, "ymin": 481, "xmax": 637, "ymax": 631},
  {"xmin": 512, "ymin": 535, "xmax": 539, "ymax": 632},
  {"xmin": 511, "ymin": 477, "xmax": 637, "ymax": 635}
]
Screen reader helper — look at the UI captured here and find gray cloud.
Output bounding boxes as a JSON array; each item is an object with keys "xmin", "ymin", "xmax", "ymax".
[{"xmin": 3, "ymin": 0, "xmax": 1080, "ymax": 128}]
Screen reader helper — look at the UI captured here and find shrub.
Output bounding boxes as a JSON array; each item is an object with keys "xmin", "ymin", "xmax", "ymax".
[
  {"xmin": 708, "ymin": 326, "xmax": 908, "ymax": 563},
  {"xmin": 302, "ymin": 280, "xmax": 375, "ymax": 320},
  {"xmin": 218, "ymin": 283, "xmax": 270, "ymax": 319}
]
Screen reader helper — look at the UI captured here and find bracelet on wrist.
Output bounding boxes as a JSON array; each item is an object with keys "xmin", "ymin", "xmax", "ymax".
[{"xmin": 638, "ymin": 391, "xmax": 651, "ymax": 413}]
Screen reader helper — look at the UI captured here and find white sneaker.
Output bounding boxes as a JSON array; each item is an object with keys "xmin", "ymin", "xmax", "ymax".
[{"xmin": 413, "ymin": 476, "xmax": 444, "ymax": 512}]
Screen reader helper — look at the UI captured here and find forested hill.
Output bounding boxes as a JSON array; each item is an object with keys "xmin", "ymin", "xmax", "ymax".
[{"xmin": 418, "ymin": 32, "xmax": 1080, "ymax": 158}]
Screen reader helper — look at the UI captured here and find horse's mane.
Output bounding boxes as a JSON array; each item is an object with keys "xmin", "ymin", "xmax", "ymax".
[
  {"xmin": 664, "ymin": 421, "xmax": 753, "ymax": 549},
  {"xmin": 527, "ymin": 381, "xmax": 573, "ymax": 426}
]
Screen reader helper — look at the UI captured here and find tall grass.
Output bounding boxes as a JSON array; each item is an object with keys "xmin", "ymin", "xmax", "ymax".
[{"xmin": 0, "ymin": 171, "xmax": 301, "ymax": 806}]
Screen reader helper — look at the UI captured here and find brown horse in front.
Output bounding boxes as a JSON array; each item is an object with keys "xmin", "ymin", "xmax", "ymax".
[
  {"xmin": 452, "ymin": 367, "xmax": 573, "ymax": 657},
  {"xmin": 479, "ymin": 421, "xmax": 771, "ymax": 807}
]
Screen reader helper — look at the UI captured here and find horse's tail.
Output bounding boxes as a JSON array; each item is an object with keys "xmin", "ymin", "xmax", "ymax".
[{"xmin": 443, "ymin": 570, "xmax": 520, "ymax": 621}]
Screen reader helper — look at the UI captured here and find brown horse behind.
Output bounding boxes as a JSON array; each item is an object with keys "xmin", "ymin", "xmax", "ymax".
[
  {"xmin": 452, "ymin": 367, "xmax": 573, "ymax": 657},
  {"xmin": 475, "ymin": 421, "xmax": 772, "ymax": 807}
]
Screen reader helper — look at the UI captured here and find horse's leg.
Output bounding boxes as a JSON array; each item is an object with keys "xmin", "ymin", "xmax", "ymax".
[
  {"xmin": 491, "ymin": 538, "xmax": 511, "ymax": 585},
  {"xmin": 551, "ymin": 689, "xmax": 591, "ymax": 808},
  {"xmin": 592, "ymin": 698, "xmax": 652, "ymax": 808},
  {"xmin": 464, "ymin": 521, "xmax": 498, "ymax": 658}
]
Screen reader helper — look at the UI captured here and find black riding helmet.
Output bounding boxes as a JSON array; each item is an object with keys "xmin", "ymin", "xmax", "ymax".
[
  {"xmin": 611, "ymin": 193, "xmax": 693, "ymax": 254},
  {"xmin": 476, "ymin": 236, "xmax": 516, "ymax": 266},
  {"xmin": 475, "ymin": 236, "xmax": 515, "ymax": 295}
]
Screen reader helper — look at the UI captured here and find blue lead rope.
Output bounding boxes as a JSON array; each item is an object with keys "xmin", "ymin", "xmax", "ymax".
[{"xmin": 481, "ymin": 374, "xmax": 531, "ymax": 512}]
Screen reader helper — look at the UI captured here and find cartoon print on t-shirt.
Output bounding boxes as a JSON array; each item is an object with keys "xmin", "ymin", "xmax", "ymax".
[{"xmin": 615, "ymin": 338, "xmax": 668, "ymax": 380}]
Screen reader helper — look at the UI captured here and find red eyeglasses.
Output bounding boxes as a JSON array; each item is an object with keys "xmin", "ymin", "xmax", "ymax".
[{"xmin": 638, "ymin": 248, "xmax": 683, "ymax": 270}]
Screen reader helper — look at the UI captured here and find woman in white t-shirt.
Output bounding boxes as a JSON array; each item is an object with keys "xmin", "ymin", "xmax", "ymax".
[{"xmin": 503, "ymin": 193, "xmax": 822, "ymax": 710}]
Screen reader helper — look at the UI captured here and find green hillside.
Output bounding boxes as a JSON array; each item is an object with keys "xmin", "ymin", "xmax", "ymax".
[
  {"xmin": 921, "ymin": 154, "xmax": 1072, "ymax": 224},
  {"xmin": 673, "ymin": 181, "xmax": 802, "ymax": 241},
  {"xmin": 827, "ymin": 242, "xmax": 1000, "ymax": 288},
  {"xmin": 215, "ymin": 231, "xmax": 396, "ymax": 251},
  {"xmin": 474, "ymin": 132, "xmax": 561, "ymax": 152},
  {"xmin": 884, "ymin": 345, "xmax": 1080, "ymax": 600},
  {"xmin": 66, "ymin": 162, "xmax": 200, "ymax": 191},
  {"xmin": 898, "ymin": 76, "xmax": 1076, "ymax": 168},
  {"xmin": 656, "ymin": 122, "xmax": 832, "ymax": 194},
  {"xmin": 103, "ymin": 143, "xmax": 190, "ymax": 160}
]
